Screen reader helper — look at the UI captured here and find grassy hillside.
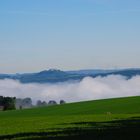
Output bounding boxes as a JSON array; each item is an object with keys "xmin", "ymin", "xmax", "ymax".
[
  {"xmin": 0, "ymin": 96, "xmax": 140, "ymax": 140},
  {"xmin": 1, "ymin": 96, "xmax": 140, "ymax": 117}
]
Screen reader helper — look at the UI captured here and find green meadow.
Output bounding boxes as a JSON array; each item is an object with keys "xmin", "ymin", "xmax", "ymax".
[{"xmin": 0, "ymin": 96, "xmax": 140, "ymax": 140}]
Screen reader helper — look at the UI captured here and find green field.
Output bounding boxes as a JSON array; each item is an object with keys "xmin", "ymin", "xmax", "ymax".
[{"xmin": 0, "ymin": 96, "xmax": 140, "ymax": 140}]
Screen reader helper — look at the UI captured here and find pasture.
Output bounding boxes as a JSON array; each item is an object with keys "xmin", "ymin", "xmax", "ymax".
[{"xmin": 0, "ymin": 96, "xmax": 140, "ymax": 139}]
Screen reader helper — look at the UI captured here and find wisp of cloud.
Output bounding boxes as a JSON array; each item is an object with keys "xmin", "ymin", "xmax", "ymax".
[{"xmin": 0, "ymin": 75, "xmax": 140, "ymax": 104}]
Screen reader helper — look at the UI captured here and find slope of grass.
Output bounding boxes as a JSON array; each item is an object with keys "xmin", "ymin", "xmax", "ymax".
[
  {"xmin": 0, "ymin": 96, "xmax": 140, "ymax": 118},
  {"xmin": 0, "ymin": 96, "xmax": 140, "ymax": 139}
]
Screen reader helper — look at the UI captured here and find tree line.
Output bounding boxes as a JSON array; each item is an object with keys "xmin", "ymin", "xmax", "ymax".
[
  {"xmin": 0, "ymin": 96, "xmax": 66, "ymax": 111},
  {"xmin": 16, "ymin": 98, "xmax": 66, "ymax": 109},
  {"xmin": 0, "ymin": 96, "xmax": 16, "ymax": 111}
]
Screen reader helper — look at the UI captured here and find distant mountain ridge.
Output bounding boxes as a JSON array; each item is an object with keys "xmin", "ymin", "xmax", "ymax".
[{"xmin": 0, "ymin": 68, "xmax": 140, "ymax": 83}]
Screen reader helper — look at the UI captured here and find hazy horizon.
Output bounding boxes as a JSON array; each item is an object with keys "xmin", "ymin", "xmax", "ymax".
[{"xmin": 0, "ymin": 67, "xmax": 140, "ymax": 74}]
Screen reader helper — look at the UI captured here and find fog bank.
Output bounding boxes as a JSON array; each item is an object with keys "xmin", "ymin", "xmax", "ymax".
[{"xmin": 0, "ymin": 75, "xmax": 140, "ymax": 104}]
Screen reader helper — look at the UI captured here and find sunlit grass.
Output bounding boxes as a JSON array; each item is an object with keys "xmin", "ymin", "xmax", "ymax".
[{"xmin": 0, "ymin": 96, "xmax": 139, "ymax": 136}]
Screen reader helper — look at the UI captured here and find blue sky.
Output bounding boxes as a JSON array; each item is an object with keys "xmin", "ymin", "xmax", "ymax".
[{"xmin": 0, "ymin": 0, "xmax": 140, "ymax": 73}]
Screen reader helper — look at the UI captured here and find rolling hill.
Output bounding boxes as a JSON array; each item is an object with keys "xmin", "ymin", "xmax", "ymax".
[{"xmin": 0, "ymin": 96, "xmax": 139, "ymax": 139}]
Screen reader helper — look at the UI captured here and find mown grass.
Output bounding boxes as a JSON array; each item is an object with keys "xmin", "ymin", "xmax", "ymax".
[{"xmin": 0, "ymin": 96, "xmax": 140, "ymax": 139}]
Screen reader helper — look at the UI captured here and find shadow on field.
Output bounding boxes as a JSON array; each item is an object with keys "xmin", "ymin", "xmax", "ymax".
[{"xmin": 0, "ymin": 118, "xmax": 140, "ymax": 140}]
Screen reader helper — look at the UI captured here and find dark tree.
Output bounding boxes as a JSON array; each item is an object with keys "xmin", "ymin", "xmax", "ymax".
[
  {"xmin": 22, "ymin": 98, "xmax": 32, "ymax": 107},
  {"xmin": 0, "ymin": 96, "xmax": 16, "ymax": 110},
  {"xmin": 42, "ymin": 101, "xmax": 47, "ymax": 106},
  {"xmin": 36, "ymin": 100, "xmax": 42, "ymax": 106},
  {"xmin": 0, "ymin": 96, "xmax": 4, "ymax": 106},
  {"xmin": 48, "ymin": 100, "xmax": 57, "ymax": 105},
  {"xmin": 60, "ymin": 100, "xmax": 66, "ymax": 104},
  {"xmin": 36, "ymin": 100, "xmax": 47, "ymax": 106}
]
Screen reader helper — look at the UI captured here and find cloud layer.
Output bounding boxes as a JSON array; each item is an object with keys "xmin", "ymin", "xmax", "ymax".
[{"xmin": 0, "ymin": 75, "xmax": 140, "ymax": 104}]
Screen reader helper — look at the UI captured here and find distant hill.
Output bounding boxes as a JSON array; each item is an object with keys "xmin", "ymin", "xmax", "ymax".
[
  {"xmin": 91, "ymin": 69, "xmax": 140, "ymax": 79},
  {"xmin": 67, "ymin": 69, "xmax": 118, "ymax": 75},
  {"xmin": 0, "ymin": 68, "xmax": 140, "ymax": 83}
]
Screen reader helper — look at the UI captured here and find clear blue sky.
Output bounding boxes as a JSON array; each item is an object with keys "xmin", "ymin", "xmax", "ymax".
[{"xmin": 0, "ymin": 0, "xmax": 140, "ymax": 73}]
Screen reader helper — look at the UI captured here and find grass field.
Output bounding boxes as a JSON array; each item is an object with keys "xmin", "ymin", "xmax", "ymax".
[{"xmin": 0, "ymin": 96, "xmax": 140, "ymax": 140}]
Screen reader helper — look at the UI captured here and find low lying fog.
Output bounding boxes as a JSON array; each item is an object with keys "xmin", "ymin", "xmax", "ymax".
[{"xmin": 0, "ymin": 75, "xmax": 140, "ymax": 104}]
